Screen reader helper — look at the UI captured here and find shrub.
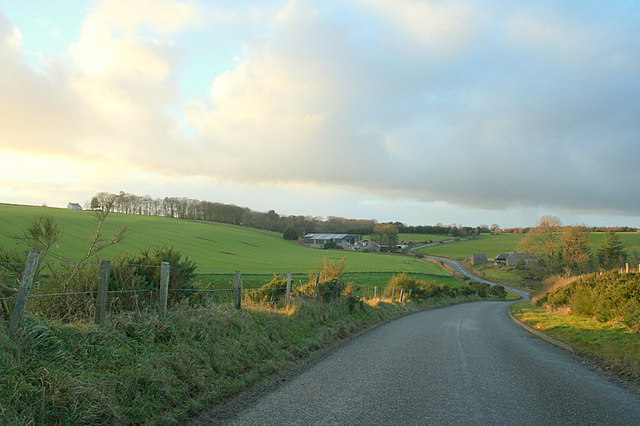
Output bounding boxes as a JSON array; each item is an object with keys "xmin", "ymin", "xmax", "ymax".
[
  {"xmin": 387, "ymin": 273, "xmax": 418, "ymax": 292},
  {"xmin": 248, "ymin": 275, "xmax": 288, "ymax": 304},
  {"xmin": 295, "ymin": 257, "xmax": 350, "ymax": 301},
  {"xmin": 283, "ymin": 226, "xmax": 298, "ymax": 241},
  {"xmin": 544, "ymin": 271, "xmax": 640, "ymax": 330},
  {"xmin": 112, "ymin": 245, "xmax": 197, "ymax": 291}
]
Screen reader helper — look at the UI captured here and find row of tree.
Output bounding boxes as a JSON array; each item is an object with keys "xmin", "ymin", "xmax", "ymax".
[
  {"xmin": 516, "ymin": 215, "xmax": 630, "ymax": 276},
  {"xmin": 89, "ymin": 192, "xmax": 379, "ymax": 238}
]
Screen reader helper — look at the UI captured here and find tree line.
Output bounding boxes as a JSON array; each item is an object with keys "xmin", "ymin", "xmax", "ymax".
[
  {"xmin": 516, "ymin": 215, "xmax": 633, "ymax": 277},
  {"xmin": 88, "ymin": 191, "xmax": 490, "ymax": 239},
  {"xmin": 89, "ymin": 192, "xmax": 378, "ymax": 238}
]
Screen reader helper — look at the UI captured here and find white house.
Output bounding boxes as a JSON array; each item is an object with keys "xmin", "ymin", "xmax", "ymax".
[{"xmin": 67, "ymin": 202, "xmax": 83, "ymax": 210}]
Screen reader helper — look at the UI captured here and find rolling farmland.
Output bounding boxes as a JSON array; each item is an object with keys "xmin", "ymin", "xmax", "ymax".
[{"xmin": 0, "ymin": 204, "xmax": 445, "ymax": 275}]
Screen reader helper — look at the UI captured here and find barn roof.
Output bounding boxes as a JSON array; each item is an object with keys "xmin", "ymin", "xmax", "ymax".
[{"xmin": 304, "ymin": 233, "xmax": 352, "ymax": 240}]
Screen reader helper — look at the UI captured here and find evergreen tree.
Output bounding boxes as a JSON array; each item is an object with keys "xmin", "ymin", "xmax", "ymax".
[{"xmin": 597, "ymin": 231, "xmax": 627, "ymax": 271}]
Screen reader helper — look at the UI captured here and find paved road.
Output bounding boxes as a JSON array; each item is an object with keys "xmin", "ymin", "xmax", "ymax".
[
  {"xmin": 422, "ymin": 255, "xmax": 530, "ymax": 300},
  {"xmin": 198, "ymin": 301, "xmax": 640, "ymax": 425}
]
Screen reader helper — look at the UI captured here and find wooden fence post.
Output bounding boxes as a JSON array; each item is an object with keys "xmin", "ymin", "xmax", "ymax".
[
  {"xmin": 400, "ymin": 288, "xmax": 405, "ymax": 303},
  {"xmin": 626, "ymin": 263, "xmax": 630, "ymax": 273},
  {"xmin": 391, "ymin": 287, "xmax": 396, "ymax": 300},
  {"xmin": 159, "ymin": 262, "xmax": 170, "ymax": 318},
  {"xmin": 314, "ymin": 273, "xmax": 320, "ymax": 299},
  {"xmin": 235, "ymin": 271, "xmax": 242, "ymax": 309},
  {"xmin": 374, "ymin": 286, "xmax": 377, "ymax": 299},
  {"xmin": 95, "ymin": 260, "xmax": 110, "ymax": 325},
  {"xmin": 9, "ymin": 251, "xmax": 39, "ymax": 335},
  {"xmin": 286, "ymin": 272, "xmax": 292, "ymax": 302}
]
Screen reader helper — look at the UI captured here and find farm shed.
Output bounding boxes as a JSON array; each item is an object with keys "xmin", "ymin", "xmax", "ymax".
[
  {"xmin": 470, "ymin": 254, "xmax": 488, "ymax": 265},
  {"xmin": 303, "ymin": 233, "xmax": 362, "ymax": 249},
  {"xmin": 353, "ymin": 239, "xmax": 381, "ymax": 252},
  {"xmin": 495, "ymin": 252, "xmax": 537, "ymax": 266},
  {"xmin": 506, "ymin": 252, "xmax": 537, "ymax": 267}
]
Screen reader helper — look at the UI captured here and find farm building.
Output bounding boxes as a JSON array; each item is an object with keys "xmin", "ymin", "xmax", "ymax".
[
  {"xmin": 506, "ymin": 252, "xmax": 538, "ymax": 267},
  {"xmin": 495, "ymin": 252, "xmax": 537, "ymax": 266},
  {"xmin": 303, "ymin": 233, "xmax": 362, "ymax": 249},
  {"xmin": 353, "ymin": 239, "xmax": 381, "ymax": 252},
  {"xmin": 470, "ymin": 254, "xmax": 488, "ymax": 265},
  {"xmin": 67, "ymin": 202, "xmax": 82, "ymax": 210}
]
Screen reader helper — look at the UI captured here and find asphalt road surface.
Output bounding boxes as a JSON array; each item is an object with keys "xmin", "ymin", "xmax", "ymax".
[{"xmin": 199, "ymin": 300, "xmax": 640, "ymax": 425}]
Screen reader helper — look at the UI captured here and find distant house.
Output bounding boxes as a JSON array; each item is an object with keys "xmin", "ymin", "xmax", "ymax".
[
  {"xmin": 353, "ymin": 239, "xmax": 381, "ymax": 252},
  {"xmin": 470, "ymin": 254, "xmax": 488, "ymax": 265},
  {"xmin": 394, "ymin": 244, "xmax": 409, "ymax": 252},
  {"xmin": 67, "ymin": 202, "xmax": 83, "ymax": 210},
  {"xmin": 495, "ymin": 252, "xmax": 537, "ymax": 267},
  {"xmin": 303, "ymin": 233, "xmax": 362, "ymax": 249},
  {"xmin": 506, "ymin": 252, "xmax": 537, "ymax": 267}
]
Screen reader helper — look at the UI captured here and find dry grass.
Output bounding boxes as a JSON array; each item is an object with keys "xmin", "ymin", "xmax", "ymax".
[{"xmin": 531, "ymin": 274, "xmax": 579, "ymax": 304}]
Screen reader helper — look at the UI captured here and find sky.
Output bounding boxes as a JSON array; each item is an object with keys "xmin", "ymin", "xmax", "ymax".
[{"xmin": 1, "ymin": 0, "xmax": 639, "ymax": 229}]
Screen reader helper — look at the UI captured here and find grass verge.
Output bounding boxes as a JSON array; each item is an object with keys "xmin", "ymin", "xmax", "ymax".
[
  {"xmin": 1, "ymin": 295, "xmax": 502, "ymax": 424},
  {"xmin": 510, "ymin": 301, "xmax": 640, "ymax": 389}
]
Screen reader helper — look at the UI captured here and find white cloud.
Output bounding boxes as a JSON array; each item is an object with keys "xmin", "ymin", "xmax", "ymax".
[
  {"xmin": 1, "ymin": 0, "xmax": 640, "ymax": 224},
  {"xmin": 356, "ymin": 0, "xmax": 478, "ymax": 56}
]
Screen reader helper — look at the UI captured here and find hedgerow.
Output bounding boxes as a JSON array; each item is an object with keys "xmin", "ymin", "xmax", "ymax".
[{"xmin": 544, "ymin": 271, "xmax": 640, "ymax": 330}]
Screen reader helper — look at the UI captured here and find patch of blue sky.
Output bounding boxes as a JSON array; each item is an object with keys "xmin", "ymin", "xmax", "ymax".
[
  {"xmin": 1, "ymin": 1, "xmax": 93, "ymax": 69},
  {"xmin": 176, "ymin": 32, "xmax": 242, "ymax": 101}
]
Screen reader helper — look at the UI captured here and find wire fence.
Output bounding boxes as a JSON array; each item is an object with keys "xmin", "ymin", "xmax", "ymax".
[{"xmin": 2, "ymin": 253, "xmax": 418, "ymax": 330}]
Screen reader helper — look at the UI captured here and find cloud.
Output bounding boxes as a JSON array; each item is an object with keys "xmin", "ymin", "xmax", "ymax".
[
  {"xmin": 0, "ymin": 0, "xmax": 199, "ymax": 164},
  {"xmin": 184, "ymin": 0, "xmax": 640, "ymax": 216},
  {"xmin": 1, "ymin": 0, "xmax": 639, "ymax": 220}
]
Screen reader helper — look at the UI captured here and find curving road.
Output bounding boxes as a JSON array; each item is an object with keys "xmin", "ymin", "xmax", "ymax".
[
  {"xmin": 421, "ymin": 255, "xmax": 530, "ymax": 300},
  {"xmin": 195, "ymin": 261, "xmax": 640, "ymax": 425}
]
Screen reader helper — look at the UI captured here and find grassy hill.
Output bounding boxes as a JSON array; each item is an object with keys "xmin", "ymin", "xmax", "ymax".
[
  {"xmin": 0, "ymin": 204, "xmax": 445, "ymax": 276},
  {"xmin": 416, "ymin": 233, "xmax": 526, "ymax": 260}
]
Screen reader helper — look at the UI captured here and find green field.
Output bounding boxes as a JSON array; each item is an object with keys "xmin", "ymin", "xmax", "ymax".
[
  {"xmin": 416, "ymin": 231, "xmax": 640, "ymax": 261},
  {"xmin": 363, "ymin": 233, "xmax": 451, "ymax": 243},
  {"xmin": 416, "ymin": 233, "xmax": 525, "ymax": 260},
  {"xmin": 0, "ymin": 204, "xmax": 447, "ymax": 275}
]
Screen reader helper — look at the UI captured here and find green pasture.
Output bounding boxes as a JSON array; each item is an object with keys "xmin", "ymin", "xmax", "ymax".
[
  {"xmin": 416, "ymin": 231, "xmax": 640, "ymax": 261},
  {"xmin": 416, "ymin": 233, "xmax": 525, "ymax": 260},
  {"xmin": 363, "ymin": 233, "xmax": 451, "ymax": 243},
  {"xmin": 0, "ymin": 204, "xmax": 446, "ymax": 275},
  {"xmin": 398, "ymin": 233, "xmax": 452, "ymax": 242}
]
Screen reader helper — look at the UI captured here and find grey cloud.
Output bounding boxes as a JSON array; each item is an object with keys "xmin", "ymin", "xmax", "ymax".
[{"xmin": 187, "ymin": 0, "xmax": 640, "ymax": 216}]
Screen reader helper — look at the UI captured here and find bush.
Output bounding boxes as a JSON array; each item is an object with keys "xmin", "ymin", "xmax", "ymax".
[
  {"xmin": 283, "ymin": 226, "xmax": 298, "ymax": 241},
  {"xmin": 544, "ymin": 271, "xmax": 640, "ymax": 330},
  {"xmin": 386, "ymin": 274, "xmax": 457, "ymax": 300},
  {"xmin": 295, "ymin": 257, "xmax": 351, "ymax": 301},
  {"xmin": 248, "ymin": 275, "xmax": 288, "ymax": 304},
  {"xmin": 387, "ymin": 273, "xmax": 418, "ymax": 292},
  {"xmin": 113, "ymin": 245, "xmax": 197, "ymax": 291},
  {"xmin": 111, "ymin": 245, "xmax": 198, "ymax": 309}
]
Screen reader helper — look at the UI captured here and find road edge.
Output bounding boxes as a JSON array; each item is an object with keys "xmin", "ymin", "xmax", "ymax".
[{"xmin": 507, "ymin": 307, "xmax": 575, "ymax": 353}]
